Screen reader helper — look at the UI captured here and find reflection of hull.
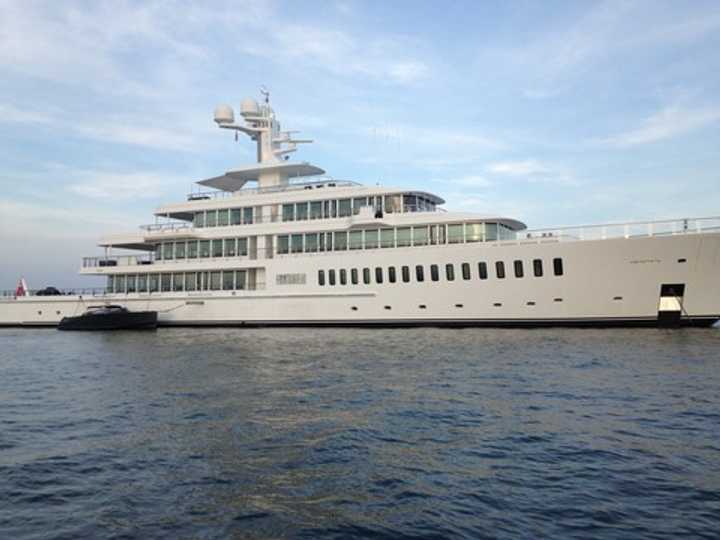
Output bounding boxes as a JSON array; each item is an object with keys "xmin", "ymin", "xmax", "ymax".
[
  {"xmin": 2, "ymin": 232, "xmax": 720, "ymax": 329},
  {"xmin": 58, "ymin": 311, "xmax": 158, "ymax": 331}
]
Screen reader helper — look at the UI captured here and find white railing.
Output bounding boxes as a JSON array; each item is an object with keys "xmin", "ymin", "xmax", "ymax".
[
  {"xmin": 140, "ymin": 222, "xmax": 193, "ymax": 232},
  {"xmin": 522, "ymin": 216, "xmax": 720, "ymax": 242},
  {"xmin": 186, "ymin": 178, "xmax": 361, "ymax": 200},
  {"xmin": 82, "ymin": 255, "xmax": 155, "ymax": 268}
]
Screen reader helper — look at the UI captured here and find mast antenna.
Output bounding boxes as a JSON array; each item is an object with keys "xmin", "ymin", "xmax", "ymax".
[{"xmin": 260, "ymin": 85, "xmax": 269, "ymax": 104}]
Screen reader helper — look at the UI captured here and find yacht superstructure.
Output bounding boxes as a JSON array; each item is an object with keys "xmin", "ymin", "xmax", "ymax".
[{"xmin": 2, "ymin": 93, "xmax": 720, "ymax": 327}]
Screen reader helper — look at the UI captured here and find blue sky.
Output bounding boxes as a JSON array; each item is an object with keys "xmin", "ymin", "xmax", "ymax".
[{"xmin": 1, "ymin": 0, "xmax": 720, "ymax": 289}]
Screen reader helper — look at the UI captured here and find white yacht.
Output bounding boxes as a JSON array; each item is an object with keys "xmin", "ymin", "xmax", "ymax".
[{"xmin": 2, "ymin": 93, "xmax": 720, "ymax": 328}]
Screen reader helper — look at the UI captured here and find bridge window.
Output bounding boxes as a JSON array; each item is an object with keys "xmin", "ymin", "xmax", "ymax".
[
  {"xmin": 126, "ymin": 275, "xmax": 137, "ymax": 293},
  {"xmin": 231, "ymin": 208, "xmax": 242, "ymax": 225}
]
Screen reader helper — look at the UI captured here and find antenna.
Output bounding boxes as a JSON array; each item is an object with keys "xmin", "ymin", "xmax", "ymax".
[{"xmin": 260, "ymin": 85, "xmax": 269, "ymax": 104}]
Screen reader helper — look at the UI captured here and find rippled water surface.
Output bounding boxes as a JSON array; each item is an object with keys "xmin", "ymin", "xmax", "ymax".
[{"xmin": 1, "ymin": 327, "xmax": 719, "ymax": 539}]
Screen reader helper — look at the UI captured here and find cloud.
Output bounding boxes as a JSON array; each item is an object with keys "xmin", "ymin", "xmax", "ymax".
[
  {"xmin": 487, "ymin": 160, "xmax": 550, "ymax": 176},
  {"xmin": 66, "ymin": 169, "xmax": 179, "ymax": 200},
  {"xmin": 0, "ymin": 104, "xmax": 54, "ymax": 124},
  {"xmin": 431, "ymin": 175, "xmax": 492, "ymax": 187},
  {"xmin": 598, "ymin": 105, "xmax": 720, "ymax": 147}
]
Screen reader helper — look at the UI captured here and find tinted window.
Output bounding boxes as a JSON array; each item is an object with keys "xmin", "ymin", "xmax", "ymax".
[
  {"xmin": 329, "ymin": 269, "xmax": 336, "ymax": 286},
  {"xmin": 416, "ymin": 265, "xmax": 425, "ymax": 282},
  {"xmin": 514, "ymin": 260, "xmax": 524, "ymax": 278},
  {"xmin": 351, "ymin": 268, "xmax": 359, "ymax": 285},
  {"xmin": 388, "ymin": 267, "xmax": 397, "ymax": 283},
  {"xmin": 496, "ymin": 261, "xmax": 506, "ymax": 279},
  {"xmin": 461, "ymin": 263, "xmax": 471, "ymax": 280},
  {"xmin": 363, "ymin": 268, "xmax": 371, "ymax": 284},
  {"xmin": 375, "ymin": 267, "xmax": 383, "ymax": 284},
  {"xmin": 402, "ymin": 266, "xmax": 410, "ymax": 283},
  {"xmin": 340, "ymin": 269, "xmax": 347, "ymax": 285},
  {"xmin": 533, "ymin": 259, "xmax": 543, "ymax": 277},
  {"xmin": 553, "ymin": 258, "xmax": 564, "ymax": 276},
  {"xmin": 478, "ymin": 262, "xmax": 488, "ymax": 280},
  {"xmin": 446, "ymin": 264, "xmax": 455, "ymax": 281},
  {"xmin": 431, "ymin": 264, "xmax": 439, "ymax": 281},
  {"xmin": 318, "ymin": 270, "xmax": 325, "ymax": 286}
]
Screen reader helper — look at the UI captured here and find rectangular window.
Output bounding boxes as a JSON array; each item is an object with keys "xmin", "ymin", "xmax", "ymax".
[
  {"xmin": 231, "ymin": 208, "xmax": 242, "ymax": 225},
  {"xmin": 340, "ymin": 269, "xmax": 347, "ymax": 285},
  {"xmin": 329, "ymin": 269, "xmax": 336, "ymax": 285},
  {"xmin": 224, "ymin": 238, "xmax": 236, "ymax": 257},
  {"xmin": 173, "ymin": 273, "xmax": 184, "ymax": 292},
  {"xmin": 338, "ymin": 198, "xmax": 352, "ymax": 217},
  {"xmin": 222, "ymin": 271, "xmax": 234, "ymax": 290},
  {"xmin": 163, "ymin": 242, "xmax": 173, "ymax": 260},
  {"xmin": 161, "ymin": 273, "xmax": 171, "ymax": 292},
  {"xmin": 388, "ymin": 267, "xmax": 397, "ymax": 283},
  {"xmin": 533, "ymin": 259, "xmax": 543, "ymax": 277},
  {"xmin": 396, "ymin": 227, "xmax": 411, "ymax": 247},
  {"xmin": 364, "ymin": 229, "xmax": 379, "ymax": 249},
  {"xmin": 282, "ymin": 204, "xmax": 295, "ymax": 222},
  {"xmin": 185, "ymin": 272, "xmax": 197, "ymax": 291},
  {"xmin": 351, "ymin": 268, "xmax": 359, "ymax": 285},
  {"xmin": 514, "ymin": 260, "xmax": 524, "ymax": 278},
  {"xmin": 446, "ymin": 264, "xmax": 455, "ymax": 281},
  {"xmin": 380, "ymin": 228, "xmax": 394, "ymax": 248},
  {"xmin": 193, "ymin": 211, "xmax": 205, "ymax": 228},
  {"xmin": 296, "ymin": 202, "xmax": 309, "ymax": 221},
  {"xmin": 212, "ymin": 239, "xmax": 223, "ymax": 257},
  {"xmin": 237, "ymin": 237, "xmax": 248, "ymax": 256},
  {"xmin": 107, "ymin": 275, "xmax": 114, "ymax": 293},
  {"xmin": 305, "ymin": 233, "xmax": 319, "ymax": 253},
  {"xmin": 375, "ymin": 267, "xmax": 383, "ymax": 284},
  {"xmin": 416, "ymin": 265, "xmax": 425, "ymax": 282},
  {"xmin": 462, "ymin": 263, "xmax": 471, "ymax": 280},
  {"xmin": 137, "ymin": 275, "xmax": 147, "ymax": 292},
  {"xmin": 243, "ymin": 207, "xmax": 253, "ymax": 224},
  {"xmin": 310, "ymin": 201, "xmax": 322, "ymax": 219},
  {"xmin": 334, "ymin": 231, "xmax": 348, "ymax": 251},
  {"xmin": 353, "ymin": 197, "xmax": 367, "ymax": 214},
  {"xmin": 412, "ymin": 226, "xmax": 428, "ymax": 246},
  {"xmin": 126, "ymin": 275, "xmax": 137, "ymax": 293},
  {"xmin": 465, "ymin": 223, "xmax": 483, "ymax": 242},
  {"xmin": 175, "ymin": 241, "xmax": 186, "ymax": 259},
  {"xmin": 277, "ymin": 235, "xmax": 289, "ymax": 254},
  {"xmin": 236, "ymin": 270, "xmax": 247, "ymax": 289},
  {"xmin": 448, "ymin": 224, "xmax": 464, "ymax": 244},
  {"xmin": 115, "ymin": 274, "xmax": 126, "ymax": 293},
  {"xmin": 553, "ymin": 257, "xmax": 564, "ymax": 276},
  {"xmin": 323, "ymin": 200, "xmax": 331, "ymax": 219},
  {"xmin": 478, "ymin": 262, "xmax": 488, "ymax": 280},
  {"xmin": 402, "ymin": 266, "xmax": 410, "ymax": 283},
  {"xmin": 149, "ymin": 274, "xmax": 159, "ymax": 292},
  {"xmin": 155, "ymin": 243, "xmax": 162, "ymax": 260},
  {"xmin": 496, "ymin": 261, "xmax": 506, "ymax": 279},
  {"xmin": 349, "ymin": 230, "xmax": 363, "ymax": 250},
  {"xmin": 217, "ymin": 209, "xmax": 229, "ymax": 227},
  {"xmin": 187, "ymin": 241, "xmax": 198, "ymax": 259},
  {"xmin": 431, "ymin": 264, "xmax": 439, "ymax": 281},
  {"xmin": 199, "ymin": 240, "xmax": 210, "ymax": 258},
  {"xmin": 291, "ymin": 234, "xmax": 303, "ymax": 253},
  {"xmin": 318, "ymin": 270, "xmax": 325, "ymax": 286},
  {"xmin": 206, "ymin": 210, "xmax": 217, "ymax": 227},
  {"xmin": 330, "ymin": 200, "xmax": 338, "ymax": 218}
]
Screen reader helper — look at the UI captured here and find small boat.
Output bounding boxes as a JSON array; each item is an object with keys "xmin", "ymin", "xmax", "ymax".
[{"xmin": 58, "ymin": 305, "xmax": 158, "ymax": 331}]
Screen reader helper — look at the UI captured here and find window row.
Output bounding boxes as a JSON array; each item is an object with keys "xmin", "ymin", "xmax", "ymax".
[
  {"xmin": 154, "ymin": 238, "xmax": 250, "ymax": 260},
  {"xmin": 193, "ymin": 207, "xmax": 254, "ymax": 228},
  {"xmin": 317, "ymin": 258, "xmax": 564, "ymax": 286},
  {"xmin": 281, "ymin": 194, "xmax": 437, "ymax": 222},
  {"xmin": 277, "ymin": 222, "xmax": 516, "ymax": 254},
  {"xmin": 107, "ymin": 270, "xmax": 249, "ymax": 293}
]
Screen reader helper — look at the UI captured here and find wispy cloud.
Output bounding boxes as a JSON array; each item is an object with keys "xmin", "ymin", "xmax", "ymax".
[
  {"xmin": 66, "ymin": 169, "xmax": 179, "ymax": 200},
  {"xmin": 487, "ymin": 160, "xmax": 550, "ymax": 176},
  {"xmin": 598, "ymin": 105, "xmax": 720, "ymax": 147}
]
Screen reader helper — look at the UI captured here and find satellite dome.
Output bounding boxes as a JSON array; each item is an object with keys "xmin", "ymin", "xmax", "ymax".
[
  {"xmin": 240, "ymin": 97, "xmax": 260, "ymax": 117},
  {"xmin": 213, "ymin": 104, "xmax": 234, "ymax": 125}
]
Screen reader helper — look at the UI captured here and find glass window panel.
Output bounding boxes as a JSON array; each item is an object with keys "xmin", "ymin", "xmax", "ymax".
[
  {"xmin": 338, "ymin": 199, "xmax": 352, "ymax": 217},
  {"xmin": 310, "ymin": 201, "xmax": 322, "ymax": 219},
  {"xmin": 402, "ymin": 266, "xmax": 410, "ymax": 282},
  {"xmin": 329, "ymin": 269, "xmax": 336, "ymax": 285},
  {"xmin": 478, "ymin": 262, "xmax": 488, "ymax": 280},
  {"xmin": 193, "ymin": 212, "xmax": 205, "ymax": 228},
  {"xmin": 106, "ymin": 275, "xmax": 114, "ymax": 293},
  {"xmin": 282, "ymin": 204, "xmax": 295, "ymax": 222},
  {"xmin": 364, "ymin": 229, "xmax": 379, "ymax": 249},
  {"xmin": 323, "ymin": 200, "xmax": 330, "ymax": 219},
  {"xmin": 396, "ymin": 227, "xmax": 411, "ymax": 247},
  {"xmin": 126, "ymin": 275, "xmax": 136, "ymax": 293},
  {"xmin": 413, "ymin": 226, "xmax": 428, "ymax": 246},
  {"xmin": 514, "ymin": 260, "xmax": 524, "ymax": 278},
  {"xmin": 496, "ymin": 261, "xmax": 506, "ymax": 279},
  {"xmin": 175, "ymin": 241, "xmax": 186, "ymax": 259},
  {"xmin": 222, "ymin": 271, "xmax": 234, "ymax": 290},
  {"xmin": 340, "ymin": 269, "xmax": 347, "ymax": 285},
  {"xmin": 363, "ymin": 268, "xmax": 371, "ymax": 284},
  {"xmin": 318, "ymin": 270, "xmax": 325, "ymax": 286},
  {"xmin": 116, "ymin": 274, "xmax": 126, "ymax": 293},
  {"xmin": 349, "ymin": 230, "xmax": 363, "ymax": 250},
  {"xmin": 485, "ymin": 223, "xmax": 499, "ymax": 242},
  {"xmin": 533, "ymin": 259, "xmax": 543, "ymax": 277},
  {"xmin": 448, "ymin": 224, "xmax": 464, "ymax": 243},
  {"xmin": 465, "ymin": 223, "xmax": 483, "ymax": 242},
  {"xmin": 163, "ymin": 242, "xmax": 173, "ymax": 260},
  {"xmin": 199, "ymin": 240, "xmax": 210, "ymax": 258},
  {"xmin": 206, "ymin": 210, "xmax": 217, "ymax": 227},
  {"xmin": 296, "ymin": 202, "xmax": 308, "ymax": 221},
  {"xmin": 388, "ymin": 267, "xmax": 396, "ymax": 283},
  {"xmin": 351, "ymin": 268, "xmax": 359, "ymax": 284},
  {"xmin": 403, "ymin": 194, "xmax": 417, "ymax": 212},
  {"xmin": 173, "ymin": 273, "xmax": 184, "ymax": 291},
  {"xmin": 210, "ymin": 271, "xmax": 221, "ymax": 290},
  {"xmin": 161, "ymin": 273, "xmax": 172, "ymax": 291},
  {"xmin": 154, "ymin": 244, "xmax": 162, "ymax": 260},
  {"xmin": 235, "ymin": 270, "xmax": 247, "ymax": 289},
  {"xmin": 330, "ymin": 200, "xmax": 338, "ymax": 218},
  {"xmin": 553, "ymin": 258, "xmax": 564, "ymax": 276},
  {"xmin": 231, "ymin": 208, "xmax": 242, "ymax": 225},
  {"xmin": 277, "ymin": 235, "xmax": 289, "ymax": 254},
  {"xmin": 238, "ymin": 238, "xmax": 248, "ymax": 256},
  {"xmin": 243, "ymin": 207, "xmax": 253, "ymax": 224},
  {"xmin": 462, "ymin": 263, "xmax": 471, "ymax": 280},
  {"xmin": 431, "ymin": 264, "xmax": 439, "ymax": 281},
  {"xmin": 352, "ymin": 197, "xmax": 367, "ymax": 214},
  {"xmin": 291, "ymin": 234, "xmax": 303, "ymax": 253},
  {"xmin": 187, "ymin": 241, "xmax": 198, "ymax": 259},
  {"xmin": 416, "ymin": 265, "xmax": 425, "ymax": 282},
  {"xmin": 446, "ymin": 264, "xmax": 455, "ymax": 281},
  {"xmin": 149, "ymin": 274, "xmax": 159, "ymax": 292},
  {"xmin": 138, "ymin": 275, "xmax": 147, "ymax": 292},
  {"xmin": 224, "ymin": 238, "xmax": 236, "ymax": 257},
  {"xmin": 385, "ymin": 195, "xmax": 401, "ymax": 213},
  {"xmin": 305, "ymin": 233, "xmax": 318, "ymax": 253},
  {"xmin": 375, "ymin": 267, "xmax": 383, "ymax": 284},
  {"xmin": 185, "ymin": 272, "xmax": 197, "ymax": 291},
  {"xmin": 218, "ymin": 209, "xmax": 229, "ymax": 226},
  {"xmin": 334, "ymin": 231, "xmax": 347, "ymax": 251},
  {"xmin": 212, "ymin": 239, "xmax": 223, "ymax": 257},
  {"xmin": 380, "ymin": 228, "xmax": 394, "ymax": 248}
]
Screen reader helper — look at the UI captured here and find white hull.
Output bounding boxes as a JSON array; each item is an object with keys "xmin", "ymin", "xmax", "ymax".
[{"xmin": 4, "ymin": 233, "xmax": 719, "ymax": 328}]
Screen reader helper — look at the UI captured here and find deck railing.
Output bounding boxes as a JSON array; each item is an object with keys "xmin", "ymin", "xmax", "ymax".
[
  {"xmin": 523, "ymin": 216, "xmax": 720, "ymax": 242},
  {"xmin": 82, "ymin": 255, "xmax": 155, "ymax": 268},
  {"xmin": 186, "ymin": 179, "xmax": 361, "ymax": 201},
  {"xmin": 1, "ymin": 287, "xmax": 108, "ymax": 298}
]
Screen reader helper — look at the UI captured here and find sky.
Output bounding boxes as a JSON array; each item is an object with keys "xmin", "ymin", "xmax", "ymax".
[{"xmin": 1, "ymin": 0, "xmax": 720, "ymax": 289}]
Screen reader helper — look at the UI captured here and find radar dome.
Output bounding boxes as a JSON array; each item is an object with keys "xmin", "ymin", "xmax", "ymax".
[
  {"xmin": 213, "ymin": 104, "xmax": 234, "ymax": 125},
  {"xmin": 240, "ymin": 97, "xmax": 260, "ymax": 117}
]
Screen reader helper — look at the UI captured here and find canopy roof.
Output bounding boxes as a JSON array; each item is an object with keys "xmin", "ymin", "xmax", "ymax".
[{"xmin": 198, "ymin": 162, "xmax": 325, "ymax": 192}]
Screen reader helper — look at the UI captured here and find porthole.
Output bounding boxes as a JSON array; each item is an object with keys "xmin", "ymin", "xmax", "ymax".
[
  {"xmin": 554, "ymin": 298, "xmax": 563, "ymax": 302},
  {"xmin": 493, "ymin": 303, "xmax": 502, "ymax": 307},
  {"xmin": 526, "ymin": 301, "xmax": 536, "ymax": 306},
  {"xmin": 419, "ymin": 304, "xmax": 427, "ymax": 309},
  {"xmin": 677, "ymin": 258, "xmax": 687, "ymax": 263},
  {"xmin": 351, "ymin": 306, "xmax": 358, "ymax": 311},
  {"xmin": 56, "ymin": 311, "xmax": 61, "ymax": 315},
  {"xmin": 384, "ymin": 305, "xmax": 392, "ymax": 310},
  {"xmin": 455, "ymin": 304, "xmax": 464, "ymax": 308},
  {"xmin": 38, "ymin": 311, "xmax": 42, "ymax": 315},
  {"xmin": 613, "ymin": 296, "xmax": 623, "ymax": 301}
]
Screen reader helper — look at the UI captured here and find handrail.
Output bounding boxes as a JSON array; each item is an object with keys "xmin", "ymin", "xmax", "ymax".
[
  {"xmin": 186, "ymin": 178, "xmax": 362, "ymax": 200},
  {"xmin": 1, "ymin": 287, "xmax": 108, "ymax": 298},
  {"xmin": 82, "ymin": 255, "xmax": 155, "ymax": 268}
]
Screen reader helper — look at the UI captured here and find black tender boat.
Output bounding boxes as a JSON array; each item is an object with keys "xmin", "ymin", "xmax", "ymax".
[{"xmin": 58, "ymin": 305, "xmax": 158, "ymax": 331}]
